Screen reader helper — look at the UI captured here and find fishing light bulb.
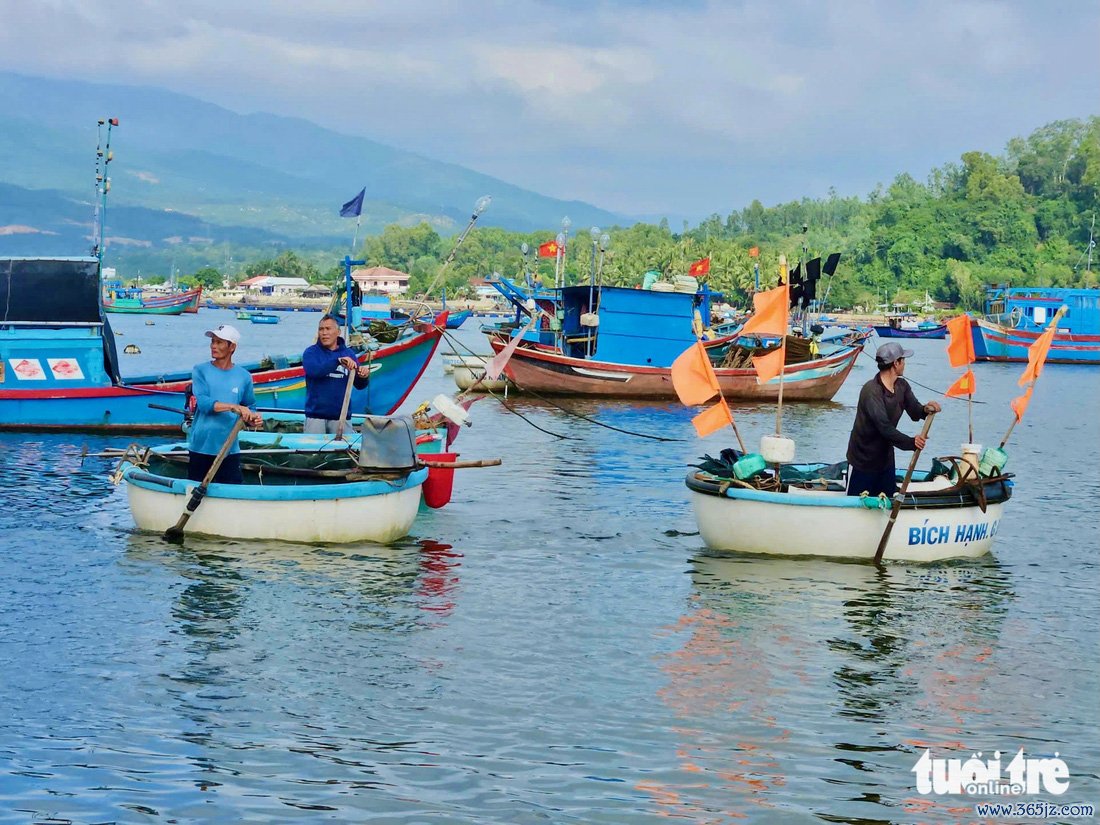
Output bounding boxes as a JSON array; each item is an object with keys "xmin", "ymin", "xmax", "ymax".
[
  {"xmin": 474, "ymin": 195, "xmax": 492, "ymax": 216},
  {"xmin": 600, "ymin": 233, "xmax": 611, "ymax": 250},
  {"xmin": 561, "ymin": 216, "xmax": 572, "ymax": 232},
  {"xmin": 556, "ymin": 232, "xmax": 565, "ymax": 245},
  {"xmin": 590, "ymin": 226, "xmax": 601, "ymax": 241},
  {"xmin": 521, "ymin": 242, "xmax": 530, "ymax": 255}
]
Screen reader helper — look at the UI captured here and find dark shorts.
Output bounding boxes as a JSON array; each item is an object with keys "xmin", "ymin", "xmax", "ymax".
[
  {"xmin": 846, "ymin": 465, "xmax": 897, "ymax": 498},
  {"xmin": 188, "ymin": 451, "xmax": 243, "ymax": 484}
]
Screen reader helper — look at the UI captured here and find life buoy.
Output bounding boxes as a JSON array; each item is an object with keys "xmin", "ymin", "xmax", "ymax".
[{"xmin": 1010, "ymin": 307, "xmax": 1023, "ymax": 327}]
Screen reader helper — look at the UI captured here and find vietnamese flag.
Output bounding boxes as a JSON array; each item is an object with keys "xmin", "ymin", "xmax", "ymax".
[
  {"xmin": 688, "ymin": 257, "xmax": 711, "ymax": 277},
  {"xmin": 945, "ymin": 369, "xmax": 976, "ymax": 397},
  {"xmin": 692, "ymin": 397, "xmax": 734, "ymax": 437},
  {"xmin": 537, "ymin": 240, "xmax": 559, "ymax": 258},
  {"xmin": 945, "ymin": 314, "xmax": 975, "ymax": 367},
  {"xmin": 748, "ymin": 246, "xmax": 760, "ymax": 258},
  {"xmin": 1011, "ymin": 386, "xmax": 1034, "ymax": 422},
  {"xmin": 671, "ymin": 340, "xmax": 719, "ymax": 405}
]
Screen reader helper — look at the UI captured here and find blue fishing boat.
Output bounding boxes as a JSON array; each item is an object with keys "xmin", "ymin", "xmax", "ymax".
[
  {"xmin": 872, "ymin": 313, "xmax": 947, "ymax": 339},
  {"xmin": 970, "ymin": 286, "xmax": 1100, "ymax": 365},
  {"xmin": 0, "ymin": 256, "xmax": 445, "ymax": 432},
  {"xmin": 0, "ymin": 257, "xmax": 190, "ymax": 432}
]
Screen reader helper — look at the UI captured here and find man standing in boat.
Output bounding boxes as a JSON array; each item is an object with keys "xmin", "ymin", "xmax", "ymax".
[
  {"xmin": 846, "ymin": 342, "xmax": 941, "ymax": 498},
  {"xmin": 302, "ymin": 314, "xmax": 371, "ymax": 434},
  {"xmin": 188, "ymin": 324, "xmax": 263, "ymax": 483}
]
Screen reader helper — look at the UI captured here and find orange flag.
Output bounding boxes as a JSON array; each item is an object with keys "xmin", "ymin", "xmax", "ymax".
[
  {"xmin": 945, "ymin": 314, "xmax": 975, "ymax": 367},
  {"xmin": 748, "ymin": 246, "xmax": 760, "ymax": 258},
  {"xmin": 751, "ymin": 346, "xmax": 785, "ymax": 385},
  {"xmin": 688, "ymin": 257, "xmax": 711, "ymax": 276},
  {"xmin": 671, "ymin": 340, "xmax": 719, "ymax": 405},
  {"xmin": 1017, "ymin": 322, "xmax": 1059, "ymax": 386},
  {"xmin": 692, "ymin": 397, "xmax": 734, "ymax": 437},
  {"xmin": 1011, "ymin": 386, "xmax": 1034, "ymax": 421},
  {"xmin": 740, "ymin": 283, "xmax": 789, "ymax": 336},
  {"xmin": 945, "ymin": 368, "xmax": 976, "ymax": 397}
]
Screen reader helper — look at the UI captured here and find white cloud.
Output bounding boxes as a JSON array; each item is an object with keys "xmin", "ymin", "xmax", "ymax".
[{"xmin": 0, "ymin": 0, "xmax": 1096, "ymax": 219}]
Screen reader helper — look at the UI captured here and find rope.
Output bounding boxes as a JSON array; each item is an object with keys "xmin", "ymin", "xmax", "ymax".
[
  {"xmin": 439, "ymin": 329, "xmax": 685, "ymax": 442},
  {"xmin": 856, "ymin": 346, "xmax": 986, "ymax": 403}
]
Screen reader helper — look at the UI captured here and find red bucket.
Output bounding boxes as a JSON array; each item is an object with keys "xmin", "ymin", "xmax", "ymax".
[{"xmin": 420, "ymin": 452, "xmax": 457, "ymax": 509}]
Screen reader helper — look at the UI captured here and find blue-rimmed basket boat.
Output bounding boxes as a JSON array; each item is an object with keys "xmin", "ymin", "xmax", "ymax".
[
  {"xmin": 119, "ymin": 424, "xmax": 429, "ymax": 543},
  {"xmin": 686, "ymin": 462, "xmax": 1013, "ymax": 562}
]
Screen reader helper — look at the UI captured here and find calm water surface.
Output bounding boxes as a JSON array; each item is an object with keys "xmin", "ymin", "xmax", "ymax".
[{"xmin": 1, "ymin": 310, "xmax": 1098, "ymax": 823}]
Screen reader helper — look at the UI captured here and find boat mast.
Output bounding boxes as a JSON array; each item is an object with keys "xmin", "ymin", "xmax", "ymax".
[{"xmin": 91, "ymin": 118, "xmax": 118, "ymax": 267}]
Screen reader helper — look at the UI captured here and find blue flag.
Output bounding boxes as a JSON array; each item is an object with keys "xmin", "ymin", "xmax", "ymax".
[{"xmin": 340, "ymin": 187, "xmax": 365, "ymax": 218}]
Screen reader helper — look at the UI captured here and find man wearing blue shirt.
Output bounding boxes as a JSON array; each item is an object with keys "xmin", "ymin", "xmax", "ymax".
[
  {"xmin": 302, "ymin": 315, "xmax": 371, "ymax": 434},
  {"xmin": 188, "ymin": 324, "xmax": 263, "ymax": 483}
]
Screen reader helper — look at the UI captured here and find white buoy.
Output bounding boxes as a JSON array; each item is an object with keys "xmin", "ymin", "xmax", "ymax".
[
  {"xmin": 760, "ymin": 434, "xmax": 795, "ymax": 464},
  {"xmin": 580, "ymin": 312, "xmax": 600, "ymax": 327}
]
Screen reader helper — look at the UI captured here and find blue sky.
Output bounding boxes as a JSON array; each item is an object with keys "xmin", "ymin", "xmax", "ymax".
[{"xmin": 1, "ymin": 0, "xmax": 1096, "ymax": 222}]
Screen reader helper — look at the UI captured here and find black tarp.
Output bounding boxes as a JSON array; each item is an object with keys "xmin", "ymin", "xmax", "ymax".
[{"xmin": 0, "ymin": 257, "xmax": 102, "ymax": 324}]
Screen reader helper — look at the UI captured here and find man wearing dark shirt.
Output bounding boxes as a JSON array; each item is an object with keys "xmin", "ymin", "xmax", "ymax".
[{"xmin": 846, "ymin": 342, "xmax": 942, "ymax": 497}]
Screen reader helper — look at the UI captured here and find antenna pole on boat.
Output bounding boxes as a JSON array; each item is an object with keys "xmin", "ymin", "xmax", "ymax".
[
  {"xmin": 342, "ymin": 254, "xmax": 366, "ymax": 341},
  {"xmin": 586, "ymin": 226, "xmax": 600, "ymax": 357},
  {"xmin": 91, "ymin": 117, "xmax": 118, "ymax": 266},
  {"xmin": 420, "ymin": 195, "xmax": 491, "ymax": 302},
  {"xmin": 799, "ymin": 223, "xmax": 809, "ymax": 337}
]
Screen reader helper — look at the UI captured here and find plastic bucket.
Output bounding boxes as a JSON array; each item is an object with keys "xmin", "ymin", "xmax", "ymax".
[
  {"xmin": 733, "ymin": 453, "xmax": 767, "ymax": 481},
  {"xmin": 960, "ymin": 443, "xmax": 981, "ymax": 475},
  {"xmin": 420, "ymin": 452, "xmax": 457, "ymax": 509},
  {"xmin": 979, "ymin": 446, "xmax": 1008, "ymax": 476}
]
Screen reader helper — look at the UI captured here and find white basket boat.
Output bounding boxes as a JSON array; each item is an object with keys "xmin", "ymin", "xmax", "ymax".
[
  {"xmin": 686, "ymin": 461, "xmax": 1013, "ymax": 563},
  {"xmin": 119, "ymin": 421, "xmax": 429, "ymax": 544}
]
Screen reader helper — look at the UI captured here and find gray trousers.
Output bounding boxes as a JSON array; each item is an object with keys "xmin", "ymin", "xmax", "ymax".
[{"xmin": 303, "ymin": 417, "xmax": 351, "ymax": 435}]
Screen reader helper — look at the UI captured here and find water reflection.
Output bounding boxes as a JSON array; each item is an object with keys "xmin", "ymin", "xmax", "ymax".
[{"xmin": 648, "ymin": 553, "xmax": 1013, "ymax": 822}]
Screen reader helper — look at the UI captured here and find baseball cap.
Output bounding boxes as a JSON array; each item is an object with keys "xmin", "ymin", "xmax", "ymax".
[
  {"xmin": 875, "ymin": 342, "xmax": 913, "ymax": 364},
  {"xmin": 205, "ymin": 324, "xmax": 241, "ymax": 345}
]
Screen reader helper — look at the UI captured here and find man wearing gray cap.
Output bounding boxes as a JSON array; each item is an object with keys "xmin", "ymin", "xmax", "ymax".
[
  {"xmin": 187, "ymin": 324, "xmax": 263, "ymax": 483},
  {"xmin": 845, "ymin": 342, "xmax": 941, "ymax": 498}
]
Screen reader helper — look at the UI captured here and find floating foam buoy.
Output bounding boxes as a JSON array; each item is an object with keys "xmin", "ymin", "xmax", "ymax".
[
  {"xmin": 145, "ymin": 320, "xmax": 155, "ymax": 326},
  {"xmin": 760, "ymin": 434, "xmax": 795, "ymax": 464},
  {"xmin": 123, "ymin": 344, "xmax": 141, "ymax": 354}
]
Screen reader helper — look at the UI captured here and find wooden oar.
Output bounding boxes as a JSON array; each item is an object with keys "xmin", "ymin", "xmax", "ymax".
[
  {"xmin": 164, "ymin": 415, "xmax": 246, "ymax": 542},
  {"xmin": 335, "ymin": 368, "xmax": 357, "ymax": 441},
  {"xmin": 873, "ymin": 412, "xmax": 936, "ymax": 564},
  {"xmin": 418, "ymin": 458, "xmax": 502, "ymax": 469}
]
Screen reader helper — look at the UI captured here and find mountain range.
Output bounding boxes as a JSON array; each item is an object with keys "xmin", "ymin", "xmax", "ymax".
[{"xmin": 0, "ymin": 72, "xmax": 626, "ymax": 262}]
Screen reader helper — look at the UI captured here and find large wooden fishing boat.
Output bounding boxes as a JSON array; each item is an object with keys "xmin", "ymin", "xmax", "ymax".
[{"xmin": 481, "ymin": 280, "xmax": 865, "ymax": 400}]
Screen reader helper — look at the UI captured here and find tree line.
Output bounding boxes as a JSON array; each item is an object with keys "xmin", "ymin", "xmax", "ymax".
[{"xmin": 171, "ymin": 117, "xmax": 1098, "ymax": 312}]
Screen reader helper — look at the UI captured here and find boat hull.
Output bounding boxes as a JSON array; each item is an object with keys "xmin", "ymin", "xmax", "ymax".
[
  {"xmin": 489, "ymin": 338, "xmax": 861, "ymax": 400},
  {"xmin": 687, "ymin": 474, "xmax": 1011, "ymax": 562},
  {"xmin": 0, "ymin": 384, "xmax": 188, "ymax": 432},
  {"xmin": 2, "ymin": 324, "xmax": 443, "ymax": 432},
  {"xmin": 971, "ymin": 318, "xmax": 1100, "ymax": 365},
  {"xmin": 123, "ymin": 466, "xmax": 428, "ymax": 543},
  {"xmin": 872, "ymin": 324, "xmax": 946, "ymax": 339}
]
